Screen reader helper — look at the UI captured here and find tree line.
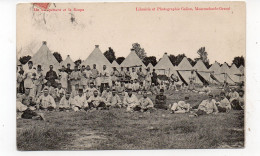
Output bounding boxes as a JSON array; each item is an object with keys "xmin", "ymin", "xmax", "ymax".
[{"xmin": 19, "ymin": 43, "xmax": 245, "ymax": 68}]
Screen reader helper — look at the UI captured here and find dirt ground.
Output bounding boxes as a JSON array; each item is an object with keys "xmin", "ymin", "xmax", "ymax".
[{"xmin": 16, "ymin": 90, "xmax": 244, "ymax": 150}]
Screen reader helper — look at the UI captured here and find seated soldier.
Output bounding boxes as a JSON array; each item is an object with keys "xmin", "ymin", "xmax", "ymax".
[
  {"xmin": 150, "ymin": 83, "xmax": 158, "ymax": 95},
  {"xmin": 70, "ymin": 84, "xmax": 80, "ymax": 98},
  {"xmin": 154, "ymin": 89, "xmax": 167, "ymax": 110},
  {"xmin": 198, "ymin": 83, "xmax": 211, "ymax": 94},
  {"xmin": 37, "ymin": 88, "xmax": 56, "ymax": 111},
  {"xmin": 215, "ymin": 93, "xmax": 231, "ymax": 113},
  {"xmin": 138, "ymin": 81, "xmax": 146, "ymax": 95},
  {"xmin": 101, "ymin": 87, "xmax": 112, "ymax": 101},
  {"xmin": 116, "ymin": 82, "xmax": 125, "ymax": 95},
  {"xmin": 169, "ymin": 96, "xmax": 191, "ymax": 114},
  {"xmin": 126, "ymin": 80, "xmax": 134, "ymax": 90},
  {"xmin": 54, "ymin": 83, "xmax": 65, "ymax": 102},
  {"xmin": 229, "ymin": 88, "xmax": 239, "ymax": 103},
  {"xmin": 132, "ymin": 79, "xmax": 140, "ymax": 92},
  {"xmin": 43, "ymin": 81, "xmax": 55, "ymax": 98},
  {"xmin": 87, "ymin": 90, "xmax": 107, "ymax": 110},
  {"xmin": 84, "ymin": 82, "xmax": 98, "ymax": 97},
  {"xmin": 59, "ymin": 92, "xmax": 73, "ymax": 111},
  {"xmin": 106, "ymin": 89, "xmax": 122, "ymax": 108},
  {"xmin": 71, "ymin": 88, "xmax": 85, "ymax": 111},
  {"xmin": 187, "ymin": 80, "xmax": 196, "ymax": 92},
  {"xmin": 190, "ymin": 93, "xmax": 218, "ymax": 117},
  {"xmin": 17, "ymin": 100, "xmax": 45, "ymax": 120},
  {"xmin": 138, "ymin": 91, "xmax": 154, "ymax": 112},
  {"xmin": 123, "ymin": 88, "xmax": 139, "ymax": 112},
  {"xmin": 231, "ymin": 90, "xmax": 244, "ymax": 110},
  {"xmin": 181, "ymin": 82, "xmax": 188, "ymax": 92},
  {"xmin": 19, "ymin": 88, "xmax": 36, "ymax": 107}
]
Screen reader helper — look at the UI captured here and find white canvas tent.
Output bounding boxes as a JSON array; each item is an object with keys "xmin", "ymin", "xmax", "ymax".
[
  {"xmin": 24, "ymin": 41, "xmax": 59, "ymax": 74},
  {"xmin": 229, "ymin": 64, "xmax": 243, "ymax": 83},
  {"xmin": 239, "ymin": 65, "xmax": 244, "ymax": 74},
  {"xmin": 147, "ymin": 63, "xmax": 154, "ymax": 70},
  {"xmin": 111, "ymin": 60, "xmax": 120, "ymax": 69},
  {"xmin": 176, "ymin": 57, "xmax": 203, "ymax": 85},
  {"xmin": 120, "ymin": 49, "xmax": 145, "ymax": 69},
  {"xmin": 59, "ymin": 55, "xmax": 75, "ymax": 69},
  {"xmin": 82, "ymin": 45, "xmax": 112, "ymax": 71},
  {"xmin": 209, "ymin": 61, "xmax": 221, "ymax": 74},
  {"xmin": 214, "ymin": 62, "xmax": 235, "ymax": 84},
  {"xmin": 154, "ymin": 53, "xmax": 175, "ymax": 76},
  {"xmin": 193, "ymin": 60, "xmax": 216, "ymax": 84}
]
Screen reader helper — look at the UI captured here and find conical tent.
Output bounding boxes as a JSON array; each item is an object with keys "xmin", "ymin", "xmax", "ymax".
[
  {"xmin": 59, "ymin": 55, "xmax": 75, "ymax": 69},
  {"xmin": 24, "ymin": 41, "xmax": 59, "ymax": 74},
  {"xmin": 209, "ymin": 61, "xmax": 221, "ymax": 74},
  {"xmin": 193, "ymin": 60, "xmax": 215, "ymax": 84},
  {"xmin": 176, "ymin": 57, "xmax": 203, "ymax": 85},
  {"xmin": 147, "ymin": 63, "xmax": 154, "ymax": 70},
  {"xmin": 229, "ymin": 64, "xmax": 241, "ymax": 75},
  {"xmin": 229, "ymin": 64, "xmax": 242, "ymax": 83},
  {"xmin": 120, "ymin": 49, "xmax": 145, "ymax": 69},
  {"xmin": 155, "ymin": 53, "xmax": 175, "ymax": 76},
  {"xmin": 82, "ymin": 45, "xmax": 112, "ymax": 71},
  {"xmin": 220, "ymin": 62, "xmax": 230, "ymax": 74},
  {"xmin": 239, "ymin": 65, "xmax": 244, "ymax": 74},
  {"xmin": 111, "ymin": 60, "xmax": 120, "ymax": 69}
]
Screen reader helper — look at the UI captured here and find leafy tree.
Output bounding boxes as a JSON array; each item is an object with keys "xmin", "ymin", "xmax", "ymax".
[
  {"xmin": 19, "ymin": 55, "xmax": 31, "ymax": 65},
  {"xmin": 104, "ymin": 47, "xmax": 116, "ymax": 63},
  {"xmin": 74, "ymin": 59, "xmax": 82, "ymax": 66},
  {"xmin": 53, "ymin": 52, "xmax": 63, "ymax": 63},
  {"xmin": 132, "ymin": 43, "xmax": 147, "ymax": 60},
  {"xmin": 169, "ymin": 54, "xmax": 186, "ymax": 66},
  {"xmin": 116, "ymin": 57, "xmax": 125, "ymax": 65},
  {"xmin": 143, "ymin": 56, "xmax": 157, "ymax": 66},
  {"xmin": 232, "ymin": 56, "xmax": 245, "ymax": 68},
  {"xmin": 195, "ymin": 47, "xmax": 209, "ymax": 63},
  {"xmin": 187, "ymin": 58, "xmax": 196, "ymax": 67}
]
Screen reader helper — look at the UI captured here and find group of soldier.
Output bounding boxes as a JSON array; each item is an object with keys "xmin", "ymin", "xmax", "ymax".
[{"xmin": 16, "ymin": 61, "xmax": 244, "ymax": 120}]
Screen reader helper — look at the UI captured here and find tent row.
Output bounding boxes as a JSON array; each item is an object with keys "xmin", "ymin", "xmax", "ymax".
[{"xmin": 18, "ymin": 41, "xmax": 244, "ymax": 85}]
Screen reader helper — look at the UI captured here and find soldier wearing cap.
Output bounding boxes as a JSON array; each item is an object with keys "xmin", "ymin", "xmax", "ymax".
[
  {"xmin": 155, "ymin": 89, "xmax": 167, "ymax": 110},
  {"xmin": 106, "ymin": 89, "xmax": 122, "ymax": 108},
  {"xmin": 123, "ymin": 88, "xmax": 139, "ymax": 112},
  {"xmin": 72, "ymin": 88, "xmax": 85, "ymax": 111},
  {"xmin": 87, "ymin": 90, "xmax": 106, "ymax": 110},
  {"xmin": 138, "ymin": 90, "xmax": 154, "ymax": 112},
  {"xmin": 37, "ymin": 88, "xmax": 56, "ymax": 111},
  {"xmin": 169, "ymin": 96, "xmax": 190, "ymax": 114},
  {"xmin": 190, "ymin": 93, "xmax": 218, "ymax": 117},
  {"xmin": 59, "ymin": 92, "xmax": 73, "ymax": 111}
]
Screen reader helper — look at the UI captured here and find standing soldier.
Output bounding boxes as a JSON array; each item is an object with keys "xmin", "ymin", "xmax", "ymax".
[
  {"xmin": 23, "ymin": 61, "xmax": 36, "ymax": 97},
  {"xmin": 91, "ymin": 64, "xmax": 99, "ymax": 87},
  {"xmin": 70, "ymin": 66, "xmax": 81, "ymax": 92},
  {"xmin": 100, "ymin": 65, "xmax": 110, "ymax": 93}
]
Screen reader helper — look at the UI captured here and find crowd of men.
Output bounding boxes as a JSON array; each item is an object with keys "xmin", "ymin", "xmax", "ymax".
[{"xmin": 16, "ymin": 61, "xmax": 245, "ymax": 120}]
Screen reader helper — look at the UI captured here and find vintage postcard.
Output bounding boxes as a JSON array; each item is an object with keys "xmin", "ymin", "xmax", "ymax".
[{"xmin": 16, "ymin": 2, "xmax": 245, "ymax": 150}]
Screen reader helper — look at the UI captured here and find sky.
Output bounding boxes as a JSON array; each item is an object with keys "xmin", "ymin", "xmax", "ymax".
[{"xmin": 17, "ymin": 2, "xmax": 245, "ymax": 64}]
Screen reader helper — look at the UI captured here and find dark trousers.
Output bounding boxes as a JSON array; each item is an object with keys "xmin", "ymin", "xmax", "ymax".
[
  {"xmin": 154, "ymin": 103, "xmax": 168, "ymax": 110},
  {"xmin": 217, "ymin": 106, "xmax": 227, "ymax": 112},
  {"xmin": 195, "ymin": 109, "xmax": 207, "ymax": 116},
  {"xmin": 40, "ymin": 106, "xmax": 55, "ymax": 111},
  {"xmin": 88, "ymin": 102, "xmax": 107, "ymax": 110},
  {"xmin": 231, "ymin": 100, "xmax": 243, "ymax": 110},
  {"xmin": 21, "ymin": 109, "xmax": 38, "ymax": 119},
  {"xmin": 100, "ymin": 83, "xmax": 109, "ymax": 93}
]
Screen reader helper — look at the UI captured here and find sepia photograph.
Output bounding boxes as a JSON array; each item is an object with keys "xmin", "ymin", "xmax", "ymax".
[{"xmin": 16, "ymin": 2, "xmax": 245, "ymax": 150}]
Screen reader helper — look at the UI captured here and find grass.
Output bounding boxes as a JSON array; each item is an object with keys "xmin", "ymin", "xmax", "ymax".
[{"xmin": 17, "ymin": 89, "xmax": 244, "ymax": 150}]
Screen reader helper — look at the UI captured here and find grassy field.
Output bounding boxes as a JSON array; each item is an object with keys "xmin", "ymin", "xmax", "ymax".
[{"xmin": 17, "ymin": 90, "xmax": 244, "ymax": 150}]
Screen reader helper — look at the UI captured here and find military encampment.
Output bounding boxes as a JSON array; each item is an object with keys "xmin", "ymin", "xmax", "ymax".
[{"xmin": 16, "ymin": 2, "xmax": 245, "ymax": 151}]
